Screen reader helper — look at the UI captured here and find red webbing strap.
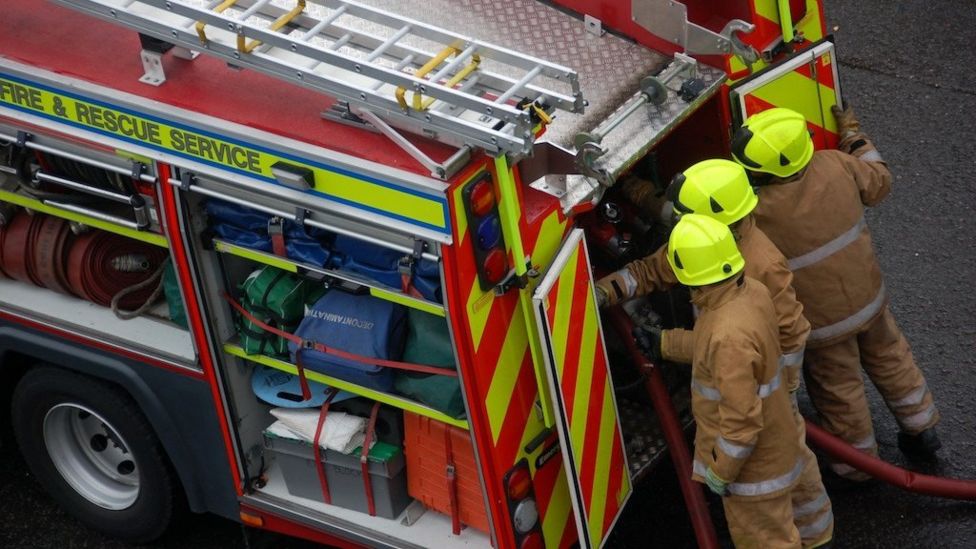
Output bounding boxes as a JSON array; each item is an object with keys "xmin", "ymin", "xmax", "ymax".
[
  {"xmin": 400, "ymin": 274, "xmax": 424, "ymax": 299},
  {"xmin": 223, "ymin": 293, "xmax": 458, "ymax": 377},
  {"xmin": 312, "ymin": 388, "xmax": 340, "ymax": 505},
  {"xmin": 293, "ymin": 349, "xmax": 313, "ymax": 401},
  {"xmin": 360, "ymin": 401, "xmax": 382, "ymax": 517},
  {"xmin": 444, "ymin": 426, "xmax": 461, "ymax": 535},
  {"xmin": 268, "ymin": 217, "xmax": 287, "ymax": 257}
]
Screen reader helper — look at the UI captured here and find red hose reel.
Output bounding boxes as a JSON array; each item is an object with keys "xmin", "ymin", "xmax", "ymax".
[{"xmin": 0, "ymin": 210, "xmax": 166, "ymax": 309}]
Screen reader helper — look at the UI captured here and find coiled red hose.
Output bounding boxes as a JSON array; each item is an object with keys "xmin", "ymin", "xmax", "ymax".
[
  {"xmin": 805, "ymin": 421, "xmax": 976, "ymax": 500},
  {"xmin": 67, "ymin": 230, "xmax": 167, "ymax": 308},
  {"xmin": 609, "ymin": 309, "xmax": 719, "ymax": 549}
]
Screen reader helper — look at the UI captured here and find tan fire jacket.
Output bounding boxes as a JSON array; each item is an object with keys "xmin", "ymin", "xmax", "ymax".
[
  {"xmin": 689, "ymin": 276, "xmax": 802, "ymax": 499},
  {"xmin": 752, "ymin": 134, "xmax": 891, "ymax": 347},
  {"xmin": 596, "ymin": 216, "xmax": 811, "ymax": 390}
]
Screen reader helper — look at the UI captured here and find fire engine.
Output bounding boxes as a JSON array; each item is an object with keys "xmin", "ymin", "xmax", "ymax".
[{"xmin": 0, "ymin": 1, "xmax": 842, "ymax": 547}]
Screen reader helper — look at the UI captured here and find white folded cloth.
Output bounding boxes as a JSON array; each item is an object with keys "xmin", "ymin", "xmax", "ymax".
[{"xmin": 270, "ymin": 408, "xmax": 372, "ymax": 454}]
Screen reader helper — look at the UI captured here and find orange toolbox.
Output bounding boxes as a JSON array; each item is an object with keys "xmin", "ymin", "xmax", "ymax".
[{"xmin": 403, "ymin": 412, "xmax": 489, "ymax": 533}]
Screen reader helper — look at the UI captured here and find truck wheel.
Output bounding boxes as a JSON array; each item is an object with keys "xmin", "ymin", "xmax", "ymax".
[{"xmin": 11, "ymin": 367, "xmax": 177, "ymax": 543}]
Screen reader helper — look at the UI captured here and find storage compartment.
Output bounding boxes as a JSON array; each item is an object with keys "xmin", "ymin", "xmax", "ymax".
[
  {"xmin": 264, "ymin": 428, "xmax": 411, "ymax": 519},
  {"xmin": 404, "ymin": 412, "xmax": 489, "ymax": 533},
  {"xmin": 175, "ymin": 181, "xmax": 491, "ymax": 546},
  {"xmin": 0, "ymin": 137, "xmax": 192, "ymax": 362}
]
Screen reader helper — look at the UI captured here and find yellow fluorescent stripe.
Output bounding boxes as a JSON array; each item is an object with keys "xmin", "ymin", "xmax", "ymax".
[
  {"xmin": 549, "ymin": 246, "xmax": 580, "ymax": 374},
  {"xmin": 749, "ymin": 70, "xmax": 823, "ymax": 126},
  {"xmin": 749, "ymin": 70, "xmax": 839, "ymax": 134},
  {"xmin": 452, "ymin": 184, "xmax": 468, "ymax": 241},
  {"xmin": 519, "ymin": 287, "xmax": 556, "ymax": 428},
  {"xmin": 215, "ymin": 239, "xmax": 447, "ymax": 315},
  {"xmin": 618, "ymin": 463, "xmax": 632, "ymax": 506},
  {"xmin": 370, "ymin": 287, "xmax": 445, "ymax": 317},
  {"xmin": 586, "ymin": 383, "xmax": 619, "ymax": 546},
  {"xmin": 531, "ymin": 212, "xmax": 568, "ymax": 275},
  {"xmin": 317, "ymin": 172, "xmax": 445, "ymax": 228},
  {"xmin": 516, "ymin": 408, "xmax": 546, "ymax": 465},
  {"xmin": 0, "ymin": 189, "xmax": 169, "ymax": 248},
  {"xmin": 223, "ymin": 343, "xmax": 469, "ymax": 429},
  {"xmin": 485, "ymin": 314, "xmax": 529, "ymax": 443},
  {"xmin": 568, "ymin": 288, "xmax": 599, "ymax": 461},
  {"xmin": 754, "ymin": 0, "xmax": 780, "ymax": 22},
  {"xmin": 816, "ymin": 81, "xmax": 839, "ymax": 133},
  {"xmin": 797, "ymin": 0, "xmax": 825, "ymax": 41},
  {"xmin": 542, "ymin": 467, "xmax": 572, "ymax": 547},
  {"xmin": 213, "ymin": 240, "xmax": 298, "ymax": 272},
  {"xmin": 466, "ymin": 281, "xmax": 492, "ymax": 349}
]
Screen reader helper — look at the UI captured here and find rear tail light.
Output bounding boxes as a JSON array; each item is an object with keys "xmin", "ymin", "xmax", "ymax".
[
  {"xmin": 504, "ymin": 460, "xmax": 543, "ymax": 547},
  {"xmin": 506, "ymin": 465, "xmax": 533, "ymax": 501},
  {"xmin": 462, "ymin": 173, "xmax": 509, "ymax": 290}
]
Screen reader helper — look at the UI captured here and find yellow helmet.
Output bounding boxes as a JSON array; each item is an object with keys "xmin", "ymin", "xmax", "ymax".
[
  {"xmin": 731, "ymin": 108, "xmax": 814, "ymax": 178},
  {"xmin": 666, "ymin": 214, "xmax": 745, "ymax": 286},
  {"xmin": 668, "ymin": 159, "xmax": 757, "ymax": 225}
]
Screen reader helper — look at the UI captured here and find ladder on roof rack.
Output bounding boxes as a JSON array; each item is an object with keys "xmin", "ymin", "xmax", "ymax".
[{"xmin": 52, "ymin": 0, "xmax": 585, "ymax": 158}]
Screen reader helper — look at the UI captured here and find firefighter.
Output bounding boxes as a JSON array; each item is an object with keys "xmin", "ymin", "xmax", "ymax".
[
  {"xmin": 596, "ymin": 159, "xmax": 832, "ymax": 547},
  {"xmin": 663, "ymin": 214, "xmax": 804, "ymax": 548},
  {"xmin": 730, "ymin": 106, "xmax": 941, "ymax": 480}
]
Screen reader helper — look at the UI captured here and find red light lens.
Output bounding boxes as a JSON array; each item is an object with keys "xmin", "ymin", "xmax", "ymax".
[
  {"xmin": 519, "ymin": 532, "xmax": 544, "ymax": 549},
  {"xmin": 482, "ymin": 248, "xmax": 508, "ymax": 285},
  {"xmin": 506, "ymin": 467, "xmax": 532, "ymax": 501},
  {"xmin": 469, "ymin": 180, "xmax": 496, "ymax": 217}
]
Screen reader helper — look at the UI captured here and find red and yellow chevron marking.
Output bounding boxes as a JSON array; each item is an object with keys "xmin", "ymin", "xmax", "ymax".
[
  {"xmin": 536, "ymin": 232, "xmax": 631, "ymax": 548},
  {"xmin": 727, "ymin": 0, "xmax": 826, "ymax": 80},
  {"xmin": 736, "ymin": 44, "xmax": 839, "ymax": 150},
  {"xmin": 446, "ymin": 161, "xmax": 576, "ymax": 548}
]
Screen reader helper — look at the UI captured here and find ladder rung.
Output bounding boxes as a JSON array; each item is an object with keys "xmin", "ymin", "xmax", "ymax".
[
  {"xmin": 301, "ymin": 4, "xmax": 346, "ymax": 42},
  {"xmin": 54, "ymin": 0, "xmax": 586, "ymax": 155},
  {"xmin": 496, "ymin": 65, "xmax": 542, "ymax": 105},
  {"xmin": 365, "ymin": 24, "xmax": 411, "ymax": 63},
  {"xmin": 429, "ymin": 44, "xmax": 476, "ymax": 83},
  {"xmin": 239, "ymin": 0, "xmax": 273, "ymax": 21}
]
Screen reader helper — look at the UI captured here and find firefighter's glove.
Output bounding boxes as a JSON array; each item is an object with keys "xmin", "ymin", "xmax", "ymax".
[
  {"xmin": 595, "ymin": 284, "xmax": 609, "ymax": 309},
  {"xmin": 704, "ymin": 466, "xmax": 731, "ymax": 497},
  {"xmin": 831, "ymin": 103, "xmax": 860, "ymax": 139},
  {"xmin": 632, "ymin": 324, "xmax": 663, "ymax": 363}
]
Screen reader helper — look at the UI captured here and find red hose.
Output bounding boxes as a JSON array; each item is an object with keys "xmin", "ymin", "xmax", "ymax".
[
  {"xmin": 805, "ymin": 421, "xmax": 976, "ymax": 500},
  {"xmin": 67, "ymin": 230, "xmax": 167, "ymax": 308},
  {"xmin": 609, "ymin": 309, "xmax": 719, "ymax": 549}
]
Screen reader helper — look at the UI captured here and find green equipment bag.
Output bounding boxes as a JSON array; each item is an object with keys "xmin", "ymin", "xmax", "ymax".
[
  {"xmin": 238, "ymin": 266, "xmax": 309, "ymax": 357},
  {"xmin": 162, "ymin": 259, "xmax": 188, "ymax": 329},
  {"xmin": 394, "ymin": 309, "xmax": 466, "ymax": 418}
]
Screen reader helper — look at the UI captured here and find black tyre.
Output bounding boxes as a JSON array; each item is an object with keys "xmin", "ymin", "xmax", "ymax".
[{"xmin": 11, "ymin": 367, "xmax": 177, "ymax": 543}]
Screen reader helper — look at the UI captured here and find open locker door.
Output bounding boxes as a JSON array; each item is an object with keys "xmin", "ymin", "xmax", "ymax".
[
  {"xmin": 731, "ymin": 40, "xmax": 844, "ymax": 150},
  {"xmin": 531, "ymin": 229, "xmax": 632, "ymax": 548}
]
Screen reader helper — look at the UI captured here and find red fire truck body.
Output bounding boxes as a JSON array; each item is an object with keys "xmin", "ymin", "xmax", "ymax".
[{"xmin": 0, "ymin": 1, "xmax": 842, "ymax": 547}]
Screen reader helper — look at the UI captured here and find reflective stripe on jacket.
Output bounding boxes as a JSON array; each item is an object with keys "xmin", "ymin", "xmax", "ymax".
[
  {"xmin": 688, "ymin": 277, "xmax": 802, "ymax": 500},
  {"xmin": 752, "ymin": 147, "xmax": 891, "ymax": 347}
]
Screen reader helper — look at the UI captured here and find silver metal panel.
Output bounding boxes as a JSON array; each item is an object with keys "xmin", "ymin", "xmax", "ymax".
[
  {"xmin": 597, "ymin": 62, "xmax": 726, "ymax": 181},
  {"xmin": 352, "ymin": 0, "xmax": 670, "ymax": 151}
]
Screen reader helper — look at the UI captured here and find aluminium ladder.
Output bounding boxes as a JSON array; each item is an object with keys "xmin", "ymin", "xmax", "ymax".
[{"xmin": 51, "ymin": 0, "xmax": 585, "ymax": 158}]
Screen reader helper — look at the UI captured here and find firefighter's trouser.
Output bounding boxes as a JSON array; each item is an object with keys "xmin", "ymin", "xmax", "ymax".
[
  {"xmin": 723, "ymin": 491, "xmax": 802, "ymax": 549},
  {"xmin": 804, "ymin": 306, "xmax": 939, "ymax": 479},
  {"xmin": 790, "ymin": 396, "xmax": 833, "ymax": 547}
]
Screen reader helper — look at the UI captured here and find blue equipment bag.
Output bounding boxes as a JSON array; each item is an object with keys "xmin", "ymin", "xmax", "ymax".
[
  {"xmin": 206, "ymin": 200, "xmax": 333, "ymax": 266},
  {"xmin": 289, "ymin": 291, "xmax": 407, "ymax": 392},
  {"xmin": 331, "ymin": 235, "xmax": 442, "ymax": 301}
]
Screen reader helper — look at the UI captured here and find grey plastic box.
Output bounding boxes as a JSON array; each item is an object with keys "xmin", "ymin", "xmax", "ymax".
[{"xmin": 264, "ymin": 432, "xmax": 411, "ymax": 519}]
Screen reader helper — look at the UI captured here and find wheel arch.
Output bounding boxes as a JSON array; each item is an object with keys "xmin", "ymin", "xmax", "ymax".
[{"xmin": 0, "ymin": 322, "xmax": 232, "ymax": 517}]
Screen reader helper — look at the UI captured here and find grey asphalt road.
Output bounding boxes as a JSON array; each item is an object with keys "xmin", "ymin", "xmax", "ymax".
[{"xmin": 2, "ymin": 1, "xmax": 975, "ymax": 548}]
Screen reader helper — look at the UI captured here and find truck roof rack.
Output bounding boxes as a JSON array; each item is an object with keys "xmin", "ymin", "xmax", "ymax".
[{"xmin": 52, "ymin": 0, "xmax": 585, "ymax": 158}]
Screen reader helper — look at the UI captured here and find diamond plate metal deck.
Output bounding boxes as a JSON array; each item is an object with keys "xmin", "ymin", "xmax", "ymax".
[{"xmin": 351, "ymin": 0, "xmax": 671, "ymax": 147}]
